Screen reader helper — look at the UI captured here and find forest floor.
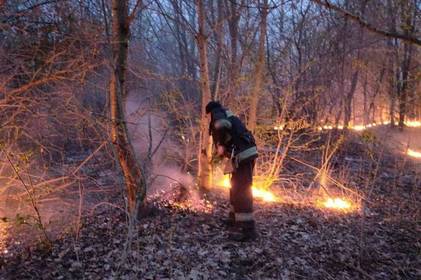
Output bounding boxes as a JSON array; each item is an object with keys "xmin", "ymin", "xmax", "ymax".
[{"xmin": 0, "ymin": 128, "xmax": 420, "ymax": 280}]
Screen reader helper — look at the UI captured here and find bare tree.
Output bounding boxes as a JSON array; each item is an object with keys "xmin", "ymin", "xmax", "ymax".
[
  {"xmin": 225, "ymin": 0, "xmax": 242, "ymax": 96},
  {"xmin": 248, "ymin": 0, "xmax": 269, "ymax": 132},
  {"xmin": 196, "ymin": 0, "xmax": 213, "ymax": 190},
  {"xmin": 110, "ymin": 0, "xmax": 145, "ymax": 214}
]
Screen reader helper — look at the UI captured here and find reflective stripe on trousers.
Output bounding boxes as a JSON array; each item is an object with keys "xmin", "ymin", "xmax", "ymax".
[{"xmin": 235, "ymin": 212, "xmax": 254, "ymax": 222}]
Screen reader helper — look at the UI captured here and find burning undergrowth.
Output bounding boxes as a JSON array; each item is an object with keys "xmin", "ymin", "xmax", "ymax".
[
  {"xmin": 148, "ymin": 172, "xmax": 214, "ymax": 214},
  {"xmin": 143, "ymin": 123, "xmax": 369, "ymax": 215},
  {"xmin": 125, "ymin": 96, "xmax": 368, "ymax": 215}
]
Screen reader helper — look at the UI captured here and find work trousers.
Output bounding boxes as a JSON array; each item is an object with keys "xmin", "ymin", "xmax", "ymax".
[{"xmin": 229, "ymin": 159, "xmax": 255, "ymax": 222}]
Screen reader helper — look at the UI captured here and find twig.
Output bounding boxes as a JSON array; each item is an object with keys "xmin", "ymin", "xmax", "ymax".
[
  {"xmin": 75, "ymin": 181, "xmax": 84, "ymax": 241},
  {"xmin": 2, "ymin": 149, "xmax": 51, "ymax": 246},
  {"xmin": 71, "ymin": 141, "xmax": 107, "ymax": 176},
  {"xmin": 288, "ymin": 156, "xmax": 367, "ymax": 201}
]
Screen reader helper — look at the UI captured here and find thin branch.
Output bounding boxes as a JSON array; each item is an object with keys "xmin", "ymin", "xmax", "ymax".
[
  {"xmin": 128, "ymin": 0, "xmax": 143, "ymax": 24},
  {"xmin": 72, "ymin": 141, "xmax": 107, "ymax": 176},
  {"xmin": 2, "ymin": 149, "xmax": 51, "ymax": 245},
  {"xmin": 151, "ymin": 128, "xmax": 169, "ymax": 158},
  {"xmin": 311, "ymin": 0, "xmax": 421, "ymax": 46}
]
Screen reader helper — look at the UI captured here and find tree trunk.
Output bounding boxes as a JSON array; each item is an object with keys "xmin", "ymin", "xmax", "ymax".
[
  {"xmin": 196, "ymin": 0, "xmax": 212, "ymax": 190},
  {"xmin": 362, "ymin": 71, "xmax": 369, "ymax": 125},
  {"xmin": 110, "ymin": 0, "xmax": 145, "ymax": 214},
  {"xmin": 386, "ymin": 0, "xmax": 397, "ymax": 127},
  {"xmin": 387, "ymin": 39, "xmax": 396, "ymax": 126},
  {"xmin": 226, "ymin": 0, "xmax": 241, "ymax": 96},
  {"xmin": 398, "ymin": 40, "xmax": 413, "ymax": 128},
  {"xmin": 248, "ymin": 0, "xmax": 268, "ymax": 132},
  {"xmin": 397, "ymin": 0, "xmax": 415, "ymax": 129},
  {"xmin": 211, "ymin": 0, "xmax": 223, "ymax": 99},
  {"xmin": 343, "ymin": 0, "xmax": 364, "ymax": 129},
  {"xmin": 370, "ymin": 67, "xmax": 385, "ymax": 123},
  {"xmin": 344, "ymin": 70, "xmax": 359, "ymax": 128}
]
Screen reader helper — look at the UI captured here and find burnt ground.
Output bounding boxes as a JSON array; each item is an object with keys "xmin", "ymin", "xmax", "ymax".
[{"xmin": 0, "ymin": 129, "xmax": 420, "ymax": 280}]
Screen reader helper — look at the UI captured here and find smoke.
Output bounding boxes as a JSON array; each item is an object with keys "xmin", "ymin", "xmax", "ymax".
[{"xmin": 125, "ymin": 92, "xmax": 206, "ymax": 208}]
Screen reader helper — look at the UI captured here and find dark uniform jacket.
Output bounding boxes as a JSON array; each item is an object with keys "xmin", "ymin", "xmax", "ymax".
[{"xmin": 209, "ymin": 107, "xmax": 258, "ymax": 167}]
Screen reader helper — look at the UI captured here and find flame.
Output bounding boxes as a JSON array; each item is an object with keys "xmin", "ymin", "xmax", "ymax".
[
  {"xmin": 274, "ymin": 124, "xmax": 285, "ymax": 131},
  {"xmin": 405, "ymin": 120, "xmax": 421, "ymax": 127},
  {"xmin": 316, "ymin": 196, "xmax": 357, "ymax": 212},
  {"xmin": 322, "ymin": 197, "xmax": 352, "ymax": 210},
  {"xmin": 317, "ymin": 172, "xmax": 357, "ymax": 212},
  {"xmin": 351, "ymin": 125, "xmax": 366, "ymax": 131},
  {"xmin": 252, "ymin": 187, "xmax": 277, "ymax": 202},
  {"xmin": 215, "ymin": 175, "xmax": 362, "ymax": 212},
  {"xmin": 308, "ymin": 119, "xmax": 421, "ymax": 132},
  {"xmin": 220, "ymin": 176, "xmax": 230, "ymax": 188},
  {"xmin": 407, "ymin": 148, "xmax": 421, "ymax": 158},
  {"xmin": 215, "ymin": 175, "xmax": 279, "ymax": 202}
]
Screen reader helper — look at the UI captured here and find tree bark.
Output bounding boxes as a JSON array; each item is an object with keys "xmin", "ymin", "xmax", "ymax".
[
  {"xmin": 362, "ymin": 71, "xmax": 369, "ymax": 125},
  {"xmin": 344, "ymin": 69, "xmax": 359, "ymax": 128},
  {"xmin": 196, "ymin": 0, "xmax": 212, "ymax": 190},
  {"xmin": 110, "ymin": 0, "xmax": 145, "ymax": 214},
  {"xmin": 248, "ymin": 0, "xmax": 268, "ymax": 132},
  {"xmin": 386, "ymin": 0, "xmax": 397, "ymax": 127},
  {"xmin": 226, "ymin": 0, "xmax": 241, "ymax": 96},
  {"xmin": 398, "ymin": 40, "xmax": 413, "ymax": 128},
  {"xmin": 397, "ymin": 0, "xmax": 415, "ymax": 129},
  {"xmin": 211, "ymin": 0, "xmax": 224, "ymax": 99}
]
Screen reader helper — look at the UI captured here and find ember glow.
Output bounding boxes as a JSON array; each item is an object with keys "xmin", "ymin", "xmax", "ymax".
[
  {"xmin": 0, "ymin": 221, "xmax": 9, "ymax": 254},
  {"xmin": 215, "ymin": 175, "xmax": 279, "ymax": 202},
  {"xmin": 170, "ymin": 201, "xmax": 214, "ymax": 213},
  {"xmin": 407, "ymin": 148, "xmax": 421, "ymax": 158}
]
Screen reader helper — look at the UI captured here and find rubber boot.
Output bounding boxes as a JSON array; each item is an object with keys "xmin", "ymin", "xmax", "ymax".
[{"xmin": 228, "ymin": 221, "xmax": 257, "ymax": 242}]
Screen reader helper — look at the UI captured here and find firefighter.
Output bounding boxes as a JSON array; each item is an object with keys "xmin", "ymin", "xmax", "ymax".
[{"xmin": 206, "ymin": 101, "xmax": 258, "ymax": 241}]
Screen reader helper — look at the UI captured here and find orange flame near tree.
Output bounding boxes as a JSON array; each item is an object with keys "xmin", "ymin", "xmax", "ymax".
[{"xmin": 215, "ymin": 174, "xmax": 279, "ymax": 202}]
